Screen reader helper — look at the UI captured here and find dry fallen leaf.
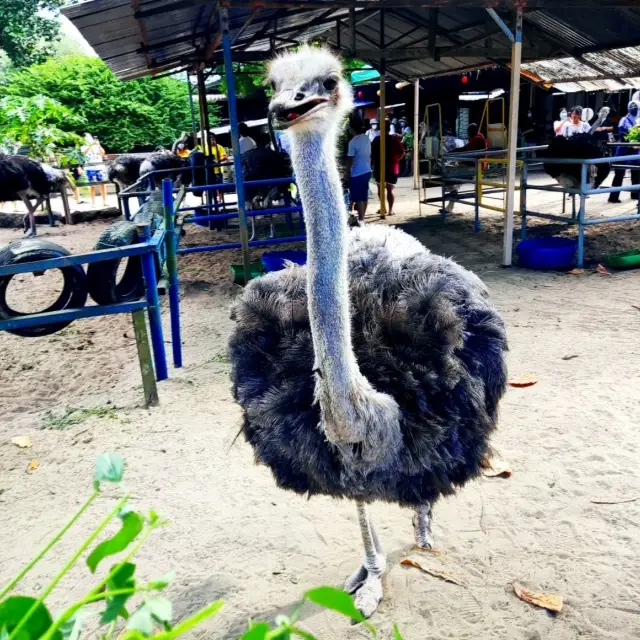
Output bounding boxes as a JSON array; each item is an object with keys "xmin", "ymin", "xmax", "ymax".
[
  {"xmin": 411, "ymin": 546, "xmax": 443, "ymax": 556},
  {"xmin": 400, "ymin": 558, "xmax": 466, "ymax": 587},
  {"xmin": 26, "ymin": 460, "xmax": 40, "ymax": 474},
  {"xmin": 596, "ymin": 264, "xmax": 611, "ymax": 275},
  {"xmin": 11, "ymin": 436, "xmax": 32, "ymax": 449},
  {"xmin": 561, "ymin": 354, "xmax": 579, "ymax": 361},
  {"xmin": 567, "ymin": 268, "xmax": 584, "ymax": 275},
  {"xmin": 509, "ymin": 374, "xmax": 538, "ymax": 388},
  {"xmin": 513, "ymin": 582, "xmax": 563, "ymax": 613},
  {"xmin": 632, "ymin": 305, "xmax": 640, "ymax": 312},
  {"xmin": 480, "ymin": 454, "xmax": 513, "ymax": 478}
]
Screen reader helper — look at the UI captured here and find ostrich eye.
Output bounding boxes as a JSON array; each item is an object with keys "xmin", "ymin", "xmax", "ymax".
[
  {"xmin": 270, "ymin": 80, "xmax": 277, "ymax": 92},
  {"xmin": 323, "ymin": 77, "xmax": 338, "ymax": 91}
]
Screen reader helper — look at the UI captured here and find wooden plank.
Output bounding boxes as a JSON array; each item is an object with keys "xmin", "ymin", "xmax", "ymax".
[{"xmin": 132, "ymin": 309, "xmax": 159, "ymax": 407}]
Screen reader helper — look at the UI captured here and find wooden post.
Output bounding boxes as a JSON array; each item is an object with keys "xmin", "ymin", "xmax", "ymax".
[
  {"xmin": 131, "ymin": 309, "xmax": 159, "ymax": 407},
  {"xmin": 503, "ymin": 6, "xmax": 523, "ymax": 267},
  {"xmin": 413, "ymin": 78, "xmax": 420, "ymax": 190}
]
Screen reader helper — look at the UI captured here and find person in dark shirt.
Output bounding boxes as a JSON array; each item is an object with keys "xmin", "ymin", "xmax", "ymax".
[
  {"xmin": 460, "ymin": 123, "xmax": 487, "ymax": 152},
  {"xmin": 371, "ymin": 122, "xmax": 405, "ymax": 216}
]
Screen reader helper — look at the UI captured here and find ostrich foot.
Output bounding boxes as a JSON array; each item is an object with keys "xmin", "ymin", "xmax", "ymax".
[
  {"xmin": 24, "ymin": 228, "xmax": 37, "ymax": 239},
  {"xmin": 344, "ymin": 557, "xmax": 385, "ymax": 619},
  {"xmin": 413, "ymin": 503, "xmax": 435, "ymax": 550}
]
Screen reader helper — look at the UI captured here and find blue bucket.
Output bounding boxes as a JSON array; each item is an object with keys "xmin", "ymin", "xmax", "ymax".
[
  {"xmin": 193, "ymin": 207, "xmax": 209, "ymax": 228},
  {"xmin": 517, "ymin": 237, "xmax": 577, "ymax": 270},
  {"xmin": 262, "ymin": 250, "xmax": 307, "ymax": 272}
]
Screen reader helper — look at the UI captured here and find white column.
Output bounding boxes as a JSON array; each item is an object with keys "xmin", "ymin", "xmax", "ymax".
[{"xmin": 502, "ymin": 7, "xmax": 523, "ymax": 267}]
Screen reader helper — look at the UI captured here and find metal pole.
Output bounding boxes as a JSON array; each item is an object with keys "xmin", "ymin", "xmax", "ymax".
[
  {"xmin": 163, "ymin": 178, "xmax": 182, "ymax": 369},
  {"xmin": 131, "ymin": 309, "xmax": 159, "ymax": 407},
  {"xmin": 187, "ymin": 70, "xmax": 198, "ymax": 143},
  {"xmin": 196, "ymin": 67, "xmax": 208, "ymax": 155},
  {"xmin": 577, "ymin": 163, "xmax": 587, "ymax": 267},
  {"xmin": 413, "ymin": 78, "xmax": 420, "ymax": 190},
  {"xmin": 138, "ymin": 224, "xmax": 168, "ymax": 382},
  {"xmin": 221, "ymin": 6, "xmax": 252, "ymax": 281},
  {"xmin": 502, "ymin": 5, "xmax": 523, "ymax": 267}
]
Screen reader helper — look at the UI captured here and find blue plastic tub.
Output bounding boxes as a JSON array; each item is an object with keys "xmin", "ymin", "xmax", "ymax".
[
  {"xmin": 517, "ymin": 237, "xmax": 577, "ymax": 270},
  {"xmin": 262, "ymin": 250, "xmax": 307, "ymax": 272}
]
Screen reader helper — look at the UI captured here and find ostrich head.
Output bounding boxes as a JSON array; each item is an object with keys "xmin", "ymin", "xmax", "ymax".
[{"xmin": 267, "ymin": 46, "xmax": 353, "ymax": 134}]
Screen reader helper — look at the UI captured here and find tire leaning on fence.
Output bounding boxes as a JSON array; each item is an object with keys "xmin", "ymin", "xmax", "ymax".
[
  {"xmin": 87, "ymin": 220, "xmax": 146, "ymax": 305},
  {"xmin": 0, "ymin": 239, "xmax": 88, "ymax": 338}
]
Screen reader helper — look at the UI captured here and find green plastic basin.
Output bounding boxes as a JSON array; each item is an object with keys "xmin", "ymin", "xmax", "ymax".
[{"xmin": 605, "ymin": 248, "xmax": 640, "ymax": 270}]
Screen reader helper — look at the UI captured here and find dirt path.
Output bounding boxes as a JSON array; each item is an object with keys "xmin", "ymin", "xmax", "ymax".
[{"xmin": 1, "ymin": 181, "xmax": 639, "ymax": 639}]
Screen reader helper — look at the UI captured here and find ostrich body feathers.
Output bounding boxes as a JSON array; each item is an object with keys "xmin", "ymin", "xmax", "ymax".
[
  {"xmin": 242, "ymin": 145, "xmax": 292, "ymax": 204},
  {"xmin": 0, "ymin": 155, "xmax": 50, "ymax": 202},
  {"xmin": 544, "ymin": 134, "xmax": 611, "ymax": 189},
  {"xmin": 108, "ymin": 155, "xmax": 143, "ymax": 188},
  {"xmin": 230, "ymin": 224, "xmax": 508, "ymax": 508}
]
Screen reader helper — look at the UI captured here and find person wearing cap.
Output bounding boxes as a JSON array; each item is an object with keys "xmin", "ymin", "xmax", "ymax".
[
  {"xmin": 609, "ymin": 100, "xmax": 640, "ymax": 203},
  {"xmin": 367, "ymin": 119, "xmax": 380, "ymax": 142}
]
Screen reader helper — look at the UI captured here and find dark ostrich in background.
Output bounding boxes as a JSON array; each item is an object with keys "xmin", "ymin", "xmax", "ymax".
[
  {"xmin": 108, "ymin": 155, "xmax": 144, "ymax": 190},
  {"xmin": 229, "ymin": 47, "xmax": 508, "ymax": 618},
  {"xmin": 0, "ymin": 155, "xmax": 59, "ymax": 237},
  {"xmin": 242, "ymin": 134, "xmax": 293, "ymax": 209},
  {"xmin": 544, "ymin": 107, "xmax": 612, "ymax": 189}
]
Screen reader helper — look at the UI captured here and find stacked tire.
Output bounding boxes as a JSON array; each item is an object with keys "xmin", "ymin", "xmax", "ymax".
[{"xmin": 0, "ymin": 239, "xmax": 88, "ymax": 337}]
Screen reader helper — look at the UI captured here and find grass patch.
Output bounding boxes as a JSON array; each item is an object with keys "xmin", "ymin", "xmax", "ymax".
[{"xmin": 41, "ymin": 405, "xmax": 119, "ymax": 430}]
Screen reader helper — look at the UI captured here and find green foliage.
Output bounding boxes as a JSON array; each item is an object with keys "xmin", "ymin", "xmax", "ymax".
[
  {"xmin": 1, "ymin": 56, "xmax": 213, "ymax": 153},
  {"xmin": 626, "ymin": 124, "xmax": 640, "ymax": 143},
  {"xmin": 0, "ymin": 454, "xmax": 406, "ymax": 639},
  {"xmin": 217, "ymin": 63, "xmax": 268, "ymax": 98},
  {"xmin": 41, "ymin": 406, "xmax": 119, "ymax": 431},
  {"xmin": 0, "ymin": 94, "xmax": 85, "ymax": 160},
  {"xmin": 0, "ymin": 0, "xmax": 65, "ymax": 68}
]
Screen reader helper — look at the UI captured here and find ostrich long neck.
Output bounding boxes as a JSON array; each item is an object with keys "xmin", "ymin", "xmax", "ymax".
[{"xmin": 289, "ymin": 125, "xmax": 363, "ymax": 439}]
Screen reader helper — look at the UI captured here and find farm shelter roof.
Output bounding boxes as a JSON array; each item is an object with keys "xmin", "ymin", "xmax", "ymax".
[{"xmin": 62, "ymin": 1, "xmax": 640, "ymax": 84}]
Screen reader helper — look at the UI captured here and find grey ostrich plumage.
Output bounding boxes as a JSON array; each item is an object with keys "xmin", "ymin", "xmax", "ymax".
[{"xmin": 230, "ymin": 223, "xmax": 508, "ymax": 506}]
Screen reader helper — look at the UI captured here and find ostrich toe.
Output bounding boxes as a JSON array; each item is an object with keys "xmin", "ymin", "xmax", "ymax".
[
  {"xmin": 413, "ymin": 504, "xmax": 435, "ymax": 550},
  {"xmin": 352, "ymin": 572, "xmax": 383, "ymax": 619}
]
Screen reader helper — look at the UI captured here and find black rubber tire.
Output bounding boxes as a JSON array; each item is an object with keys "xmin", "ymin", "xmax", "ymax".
[
  {"xmin": 0, "ymin": 239, "xmax": 88, "ymax": 338},
  {"xmin": 87, "ymin": 220, "xmax": 145, "ymax": 305}
]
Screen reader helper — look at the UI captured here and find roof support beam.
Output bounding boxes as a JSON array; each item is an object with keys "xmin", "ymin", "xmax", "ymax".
[{"xmin": 486, "ymin": 8, "xmax": 514, "ymax": 43}]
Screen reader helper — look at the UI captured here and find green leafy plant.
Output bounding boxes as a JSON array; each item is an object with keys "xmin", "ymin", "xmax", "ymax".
[
  {"xmin": 0, "ymin": 56, "xmax": 216, "ymax": 153},
  {"xmin": 0, "ymin": 0, "xmax": 65, "ymax": 68},
  {"xmin": 0, "ymin": 454, "xmax": 406, "ymax": 639},
  {"xmin": 625, "ymin": 124, "xmax": 640, "ymax": 144},
  {"xmin": 0, "ymin": 94, "xmax": 85, "ymax": 160}
]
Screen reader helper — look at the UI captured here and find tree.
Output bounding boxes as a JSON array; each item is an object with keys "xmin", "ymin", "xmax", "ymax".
[
  {"xmin": 0, "ymin": 0, "xmax": 65, "ymax": 68},
  {"xmin": 0, "ymin": 94, "xmax": 85, "ymax": 158},
  {"xmin": 1, "ymin": 55, "xmax": 212, "ymax": 153}
]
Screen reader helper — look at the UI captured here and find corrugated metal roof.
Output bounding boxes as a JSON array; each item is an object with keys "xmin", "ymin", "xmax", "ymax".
[{"xmin": 62, "ymin": 1, "xmax": 640, "ymax": 86}]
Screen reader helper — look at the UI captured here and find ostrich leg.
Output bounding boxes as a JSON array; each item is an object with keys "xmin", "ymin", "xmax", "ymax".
[
  {"xmin": 413, "ymin": 502, "xmax": 435, "ymax": 550},
  {"xmin": 18, "ymin": 193, "xmax": 44, "ymax": 238},
  {"xmin": 344, "ymin": 501, "xmax": 386, "ymax": 618}
]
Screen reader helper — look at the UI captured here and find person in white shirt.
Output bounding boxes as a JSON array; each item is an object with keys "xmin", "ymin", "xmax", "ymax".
[
  {"xmin": 238, "ymin": 122, "xmax": 257, "ymax": 155},
  {"xmin": 366, "ymin": 119, "xmax": 380, "ymax": 142},
  {"xmin": 554, "ymin": 108, "xmax": 569, "ymax": 136},
  {"xmin": 560, "ymin": 106, "xmax": 590, "ymax": 138},
  {"xmin": 346, "ymin": 118, "xmax": 372, "ymax": 225}
]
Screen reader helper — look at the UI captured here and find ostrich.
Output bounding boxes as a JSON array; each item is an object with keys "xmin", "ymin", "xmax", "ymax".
[
  {"xmin": 544, "ymin": 107, "xmax": 612, "ymax": 190},
  {"xmin": 242, "ymin": 133, "xmax": 293, "ymax": 210},
  {"xmin": 229, "ymin": 47, "xmax": 508, "ymax": 618},
  {"xmin": 0, "ymin": 154, "xmax": 58, "ymax": 237},
  {"xmin": 108, "ymin": 155, "xmax": 144, "ymax": 191}
]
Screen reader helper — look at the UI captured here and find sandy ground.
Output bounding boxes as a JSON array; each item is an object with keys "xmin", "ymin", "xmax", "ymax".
[{"xmin": 1, "ymin": 176, "xmax": 640, "ymax": 639}]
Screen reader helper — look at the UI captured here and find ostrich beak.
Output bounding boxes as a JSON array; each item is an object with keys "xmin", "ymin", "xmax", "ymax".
[{"xmin": 268, "ymin": 91, "xmax": 331, "ymax": 130}]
